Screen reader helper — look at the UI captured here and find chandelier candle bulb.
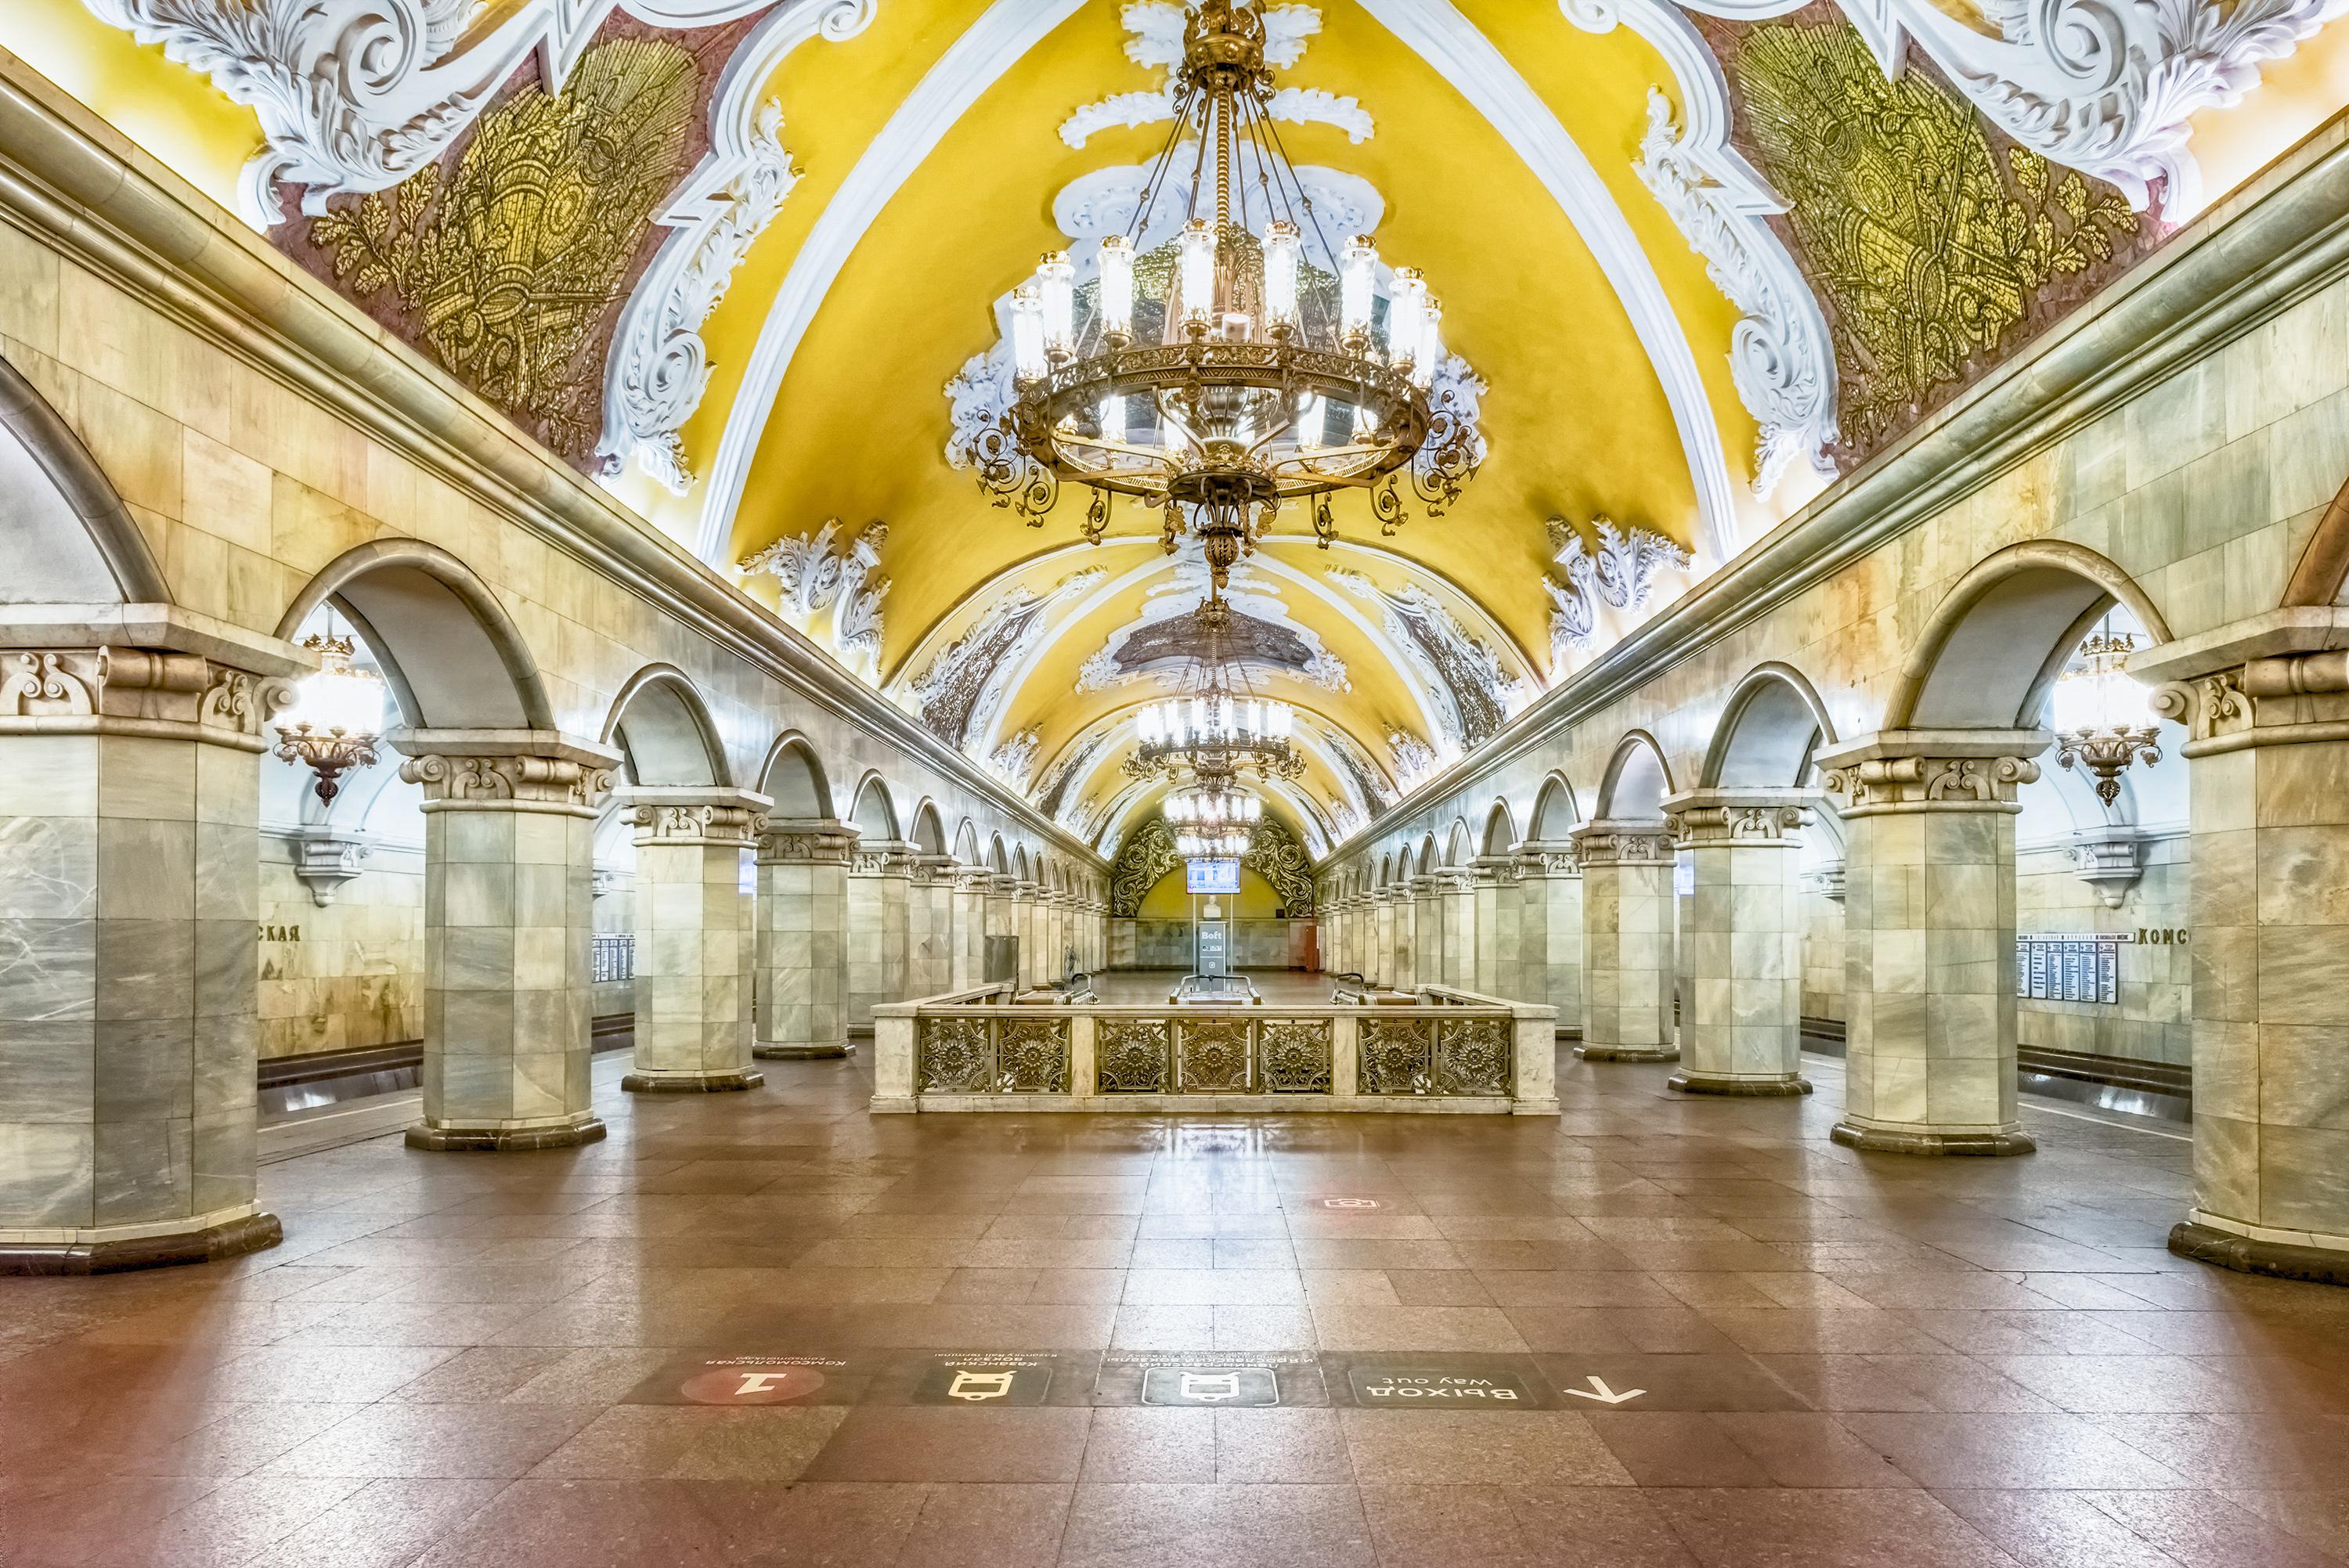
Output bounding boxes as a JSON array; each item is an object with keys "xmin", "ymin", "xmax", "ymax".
[
  {"xmin": 1010, "ymin": 283, "xmax": 1047, "ymax": 380},
  {"xmin": 1097, "ymin": 233, "xmax": 1135, "ymax": 343},
  {"xmin": 1263, "ymin": 219, "xmax": 1300, "ymax": 329},
  {"xmin": 1387, "ymin": 269, "xmax": 1427, "ymax": 373},
  {"xmin": 1340, "ymin": 236, "xmax": 1377, "ymax": 344},
  {"xmin": 1037, "ymin": 251, "xmax": 1075, "ymax": 358},
  {"xmin": 1416, "ymin": 297, "xmax": 1443, "ymax": 388},
  {"xmin": 1179, "ymin": 218, "xmax": 1217, "ymax": 329}
]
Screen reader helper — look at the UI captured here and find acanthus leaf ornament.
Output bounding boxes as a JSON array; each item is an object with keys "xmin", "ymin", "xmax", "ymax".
[
  {"xmin": 1544, "ymin": 514, "xmax": 1693, "ymax": 664},
  {"xmin": 1632, "ymin": 88, "xmax": 1837, "ymax": 496}
]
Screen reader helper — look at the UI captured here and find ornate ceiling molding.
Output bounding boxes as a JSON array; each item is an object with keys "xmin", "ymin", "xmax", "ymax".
[
  {"xmin": 893, "ymin": 564, "xmax": 1108, "ymax": 752},
  {"xmin": 596, "ymin": 0, "xmax": 878, "ymax": 491},
  {"xmin": 1543, "ymin": 513, "xmax": 1692, "ymax": 665},
  {"xmin": 82, "ymin": 0, "xmax": 815, "ymax": 228},
  {"xmin": 1662, "ymin": 0, "xmax": 2347, "ymax": 218},
  {"xmin": 1070, "ymin": 542, "xmax": 1351, "ymax": 699},
  {"xmin": 738, "ymin": 516, "xmax": 889, "ymax": 677},
  {"xmin": 1327, "ymin": 565, "xmax": 1535, "ymax": 751},
  {"xmin": 696, "ymin": 0, "xmax": 1090, "ymax": 561},
  {"xmin": 1059, "ymin": 2, "xmax": 1373, "ymax": 148}
]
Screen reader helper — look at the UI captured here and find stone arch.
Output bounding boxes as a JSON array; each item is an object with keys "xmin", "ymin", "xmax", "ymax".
[
  {"xmin": 1012, "ymin": 845, "xmax": 1032, "ymax": 881},
  {"xmin": 1889, "ymin": 541, "xmax": 2173, "ymax": 731},
  {"xmin": 1701, "ymin": 662, "xmax": 1838, "ymax": 788},
  {"xmin": 277, "ymin": 539, "xmax": 555, "ymax": 731},
  {"xmin": 1595, "ymin": 731, "xmax": 1673, "ymax": 820},
  {"xmin": 0, "ymin": 355, "xmax": 169, "ymax": 604},
  {"xmin": 1378, "ymin": 852, "xmax": 1395, "ymax": 886},
  {"xmin": 1528, "ymin": 771, "xmax": 1579, "ymax": 840},
  {"xmin": 1481, "ymin": 798, "xmax": 1517, "ymax": 856},
  {"xmin": 987, "ymin": 834, "xmax": 1009, "ymax": 873},
  {"xmin": 601, "ymin": 665, "xmax": 730, "ymax": 788},
  {"xmin": 910, "ymin": 799, "xmax": 947, "ymax": 856},
  {"xmin": 1415, "ymin": 833, "xmax": 1439, "ymax": 874},
  {"xmin": 2281, "ymin": 466, "xmax": 2349, "ymax": 607},
  {"xmin": 1443, "ymin": 820, "xmax": 1473, "ymax": 867},
  {"xmin": 953, "ymin": 819, "xmax": 981, "ymax": 863},
  {"xmin": 850, "ymin": 772, "xmax": 901, "ymax": 842},
  {"xmin": 756, "ymin": 732, "xmax": 835, "ymax": 819}
]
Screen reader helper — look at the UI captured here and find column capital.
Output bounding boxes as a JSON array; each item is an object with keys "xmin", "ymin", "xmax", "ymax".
[
  {"xmin": 1469, "ymin": 854, "xmax": 1521, "ymax": 885},
  {"xmin": 1662, "ymin": 788, "xmax": 1817, "ymax": 847},
  {"xmin": 1408, "ymin": 874, "xmax": 1444, "ymax": 895},
  {"xmin": 394, "ymin": 729, "xmax": 621, "ymax": 816},
  {"xmin": 759, "ymin": 817, "xmax": 857, "ymax": 864},
  {"xmin": 907, "ymin": 852, "xmax": 958, "ymax": 886},
  {"xmin": 1510, "ymin": 838, "xmax": 1580, "ymax": 878},
  {"xmin": 952, "ymin": 864, "xmax": 994, "ymax": 893},
  {"xmin": 850, "ymin": 838, "xmax": 916, "ymax": 876},
  {"xmin": 1814, "ymin": 730, "xmax": 2045, "ymax": 815},
  {"xmin": 621, "ymin": 785, "xmax": 772, "ymax": 848},
  {"xmin": 0, "ymin": 645, "xmax": 298, "ymax": 752},
  {"xmin": 989, "ymin": 873, "xmax": 1020, "ymax": 897},
  {"xmin": 1568, "ymin": 817, "xmax": 1673, "ymax": 864},
  {"xmin": 2140, "ymin": 645, "xmax": 2349, "ymax": 758}
]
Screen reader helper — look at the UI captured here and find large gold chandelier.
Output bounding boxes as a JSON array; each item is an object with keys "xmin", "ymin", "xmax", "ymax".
[
  {"xmin": 973, "ymin": 0, "xmax": 1479, "ymax": 592},
  {"xmin": 1124, "ymin": 600, "xmax": 1306, "ymax": 788}
]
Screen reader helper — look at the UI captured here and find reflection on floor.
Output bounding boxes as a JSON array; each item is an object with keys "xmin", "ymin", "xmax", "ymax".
[{"xmin": 4, "ymin": 1044, "xmax": 2345, "ymax": 1567}]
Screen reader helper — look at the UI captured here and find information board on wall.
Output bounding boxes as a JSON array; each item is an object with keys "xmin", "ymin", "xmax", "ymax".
[
  {"xmin": 2015, "ymin": 933, "xmax": 2122, "ymax": 1004},
  {"xmin": 1186, "ymin": 858, "xmax": 1241, "ymax": 894}
]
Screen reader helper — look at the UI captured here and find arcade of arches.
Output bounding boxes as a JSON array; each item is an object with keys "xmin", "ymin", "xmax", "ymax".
[{"xmin": 9, "ymin": 2, "xmax": 2349, "ymax": 1562}]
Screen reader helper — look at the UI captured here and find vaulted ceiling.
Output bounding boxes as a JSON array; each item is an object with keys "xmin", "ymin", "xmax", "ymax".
[{"xmin": 23, "ymin": 0, "xmax": 2349, "ymax": 855}]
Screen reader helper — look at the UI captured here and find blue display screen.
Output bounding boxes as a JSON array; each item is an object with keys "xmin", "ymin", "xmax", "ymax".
[{"xmin": 1185, "ymin": 858, "xmax": 1242, "ymax": 894}]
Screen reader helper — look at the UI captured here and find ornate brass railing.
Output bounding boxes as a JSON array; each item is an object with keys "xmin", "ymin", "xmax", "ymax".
[{"xmin": 874, "ymin": 983, "xmax": 1554, "ymax": 1115}]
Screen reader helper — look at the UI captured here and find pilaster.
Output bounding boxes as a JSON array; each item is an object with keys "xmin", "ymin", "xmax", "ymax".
[
  {"xmin": 847, "ymin": 840, "xmax": 914, "ymax": 1026},
  {"xmin": 395, "ymin": 730, "xmax": 619, "ymax": 1151},
  {"xmin": 951, "ymin": 866, "xmax": 991, "ymax": 989},
  {"xmin": 2134, "ymin": 634, "xmax": 2349, "ymax": 1281},
  {"xmin": 1662, "ymin": 790, "xmax": 1815, "ymax": 1097},
  {"xmin": 754, "ymin": 819, "xmax": 855, "ymax": 1060},
  {"xmin": 1470, "ymin": 856, "xmax": 1521, "ymax": 1000},
  {"xmin": 619, "ymin": 786, "xmax": 770, "ymax": 1093},
  {"xmin": 1818, "ymin": 730, "xmax": 2043, "ymax": 1155},
  {"xmin": 1571, "ymin": 819, "xmax": 1678, "ymax": 1062},
  {"xmin": 0, "ymin": 646, "xmax": 296, "ymax": 1270},
  {"xmin": 1512, "ymin": 841, "xmax": 1582, "ymax": 1036}
]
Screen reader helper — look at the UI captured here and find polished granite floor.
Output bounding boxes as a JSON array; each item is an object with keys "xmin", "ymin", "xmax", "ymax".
[{"xmin": 6, "ymin": 1035, "xmax": 2349, "ymax": 1568}]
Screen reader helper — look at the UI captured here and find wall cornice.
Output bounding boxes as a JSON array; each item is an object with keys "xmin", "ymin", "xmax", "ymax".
[
  {"xmin": 0, "ymin": 51, "xmax": 1101, "ymax": 869},
  {"xmin": 1322, "ymin": 109, "xmax": 2349, "ymax": 869}
]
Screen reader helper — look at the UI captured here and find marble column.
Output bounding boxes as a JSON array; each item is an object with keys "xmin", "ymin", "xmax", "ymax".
[
  {"xmin": 0, "ymin": 646, "xmax": 299, "ymax": 1271},
  {"xmin": 620, "ymin": 786, "xmax": 769, "ymax": 1093},
  {"xmin": 1571, "ymin": 819, "xmax": 1679, "ymax": 1062},
  {"xmin": 1409, "ymin": 874, "xmax": 1442, "ymax": 990},
  {"xmin": 1472, "ymin": 856, "xmax": 1522, "ymax": 1000},
  {"xmin": 951, "ymin": 866, "xmax": 990, "ymax": 988},
  {"xmin": 1012, "ymin": 880, "xmax": 1041, "ymax": 987},
  {"xmin": 847, "ymin": 839, "xmax": 913, "ymax": 1027},
  {"xmin": 754, "ymin": 819, "xmax": 854, "ymax": 1060},
  {"xmin": 907, "ymin": 854, "xmax": 955, "ymax": 999},
  {"xmin": 398, "ymin": 733, "xmax": 619, "ymax": 1150},
  {"xmin": 987, "ymin": 874, "xmax": 1016, "ymax": 985},
  {"xmin": 1373, "ymin": 889, "xmax": 1396, "ymax": 988},
  {"xmin": 1817, "ymin": 731, "xmax": 2040, "ymax": 1155},
  {"xmin": 2140, "ymin": 646, "xmax": 2349, "ymax": 1282},
  {"xmin": 1663, "ymin": 790, "xmax": 1814, "ymax": 1096},
  {"xmin": 1514, "ymin": 841, "xmax": 1582, "ymax": 1035}
]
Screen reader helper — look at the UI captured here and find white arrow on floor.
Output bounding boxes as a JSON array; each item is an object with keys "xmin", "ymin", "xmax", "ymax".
[{"xmin": 1561, "ymin": 1376, "xmax": 1645, "ymax": 1404}]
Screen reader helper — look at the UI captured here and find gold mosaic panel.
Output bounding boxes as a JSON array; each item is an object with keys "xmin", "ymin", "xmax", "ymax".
[
  {"xmin": 307, "ymin": 35, "xmax": 702, "ymax": 461},
  {"xmin": 1727, "ymin": 17, "xmax": 2152, "ymax": 462}
]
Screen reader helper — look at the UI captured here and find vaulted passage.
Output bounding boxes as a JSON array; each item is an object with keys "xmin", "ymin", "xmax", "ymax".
[{"xmin": 9, "ymin": 0, "xmax": 2349, "ymax": 1559}]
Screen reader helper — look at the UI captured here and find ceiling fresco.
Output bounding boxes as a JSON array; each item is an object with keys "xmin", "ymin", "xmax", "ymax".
[{"xmin": 32, "ymin": 0, "xmax": 2349, "ymax": 860}]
